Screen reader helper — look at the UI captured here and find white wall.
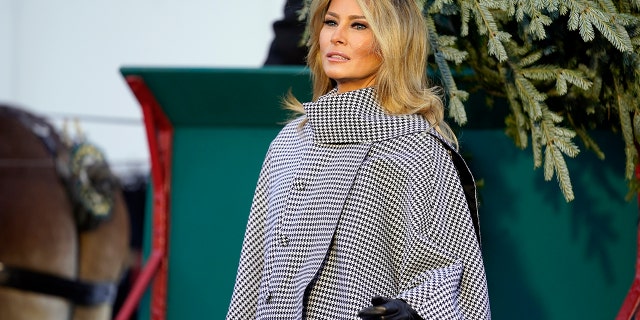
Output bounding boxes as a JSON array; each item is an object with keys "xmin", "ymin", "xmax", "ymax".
[
  {"xmin": 0, "ymin": 0, "xmax": 15, "ymax": 99},
  {"xmin": 1, "ymin": 0, "xmax": 284, "ymax": 176}
]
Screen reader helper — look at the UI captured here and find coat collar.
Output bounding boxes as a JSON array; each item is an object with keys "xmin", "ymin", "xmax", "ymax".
[{"xmin": 303, "ymin": 87, "xmax": 431, "ymax": 144}]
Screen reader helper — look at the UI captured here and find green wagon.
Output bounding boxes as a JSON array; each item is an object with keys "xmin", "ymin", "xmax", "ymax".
[{"xmin": 117, "ymin": 67, "xmax": 638, "ymax": 320}]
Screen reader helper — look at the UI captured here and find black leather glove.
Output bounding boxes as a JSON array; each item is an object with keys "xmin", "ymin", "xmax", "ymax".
[{"xmin": 358, "ymin": 296, "xmax": 423, "ymax": 320}]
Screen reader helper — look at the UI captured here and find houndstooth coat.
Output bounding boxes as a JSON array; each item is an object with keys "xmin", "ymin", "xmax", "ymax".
[{"xmin": 226, "ymin": 87, "xmax": 491, "ymax": 319}]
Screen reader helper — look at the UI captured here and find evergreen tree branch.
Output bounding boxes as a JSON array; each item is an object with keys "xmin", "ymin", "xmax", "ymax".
[
  {"xmin": 458, "ymin": 0, "xmax": 511, "ymax": 61},
  {"xmin": 544, "ymin": 142, "xmax": 576, "ymax": 201},
  {"xmin": 633, "ymin": 111, "xmax": 640, "ymax": 150},
  {"xmin": 540, "ymin": 106, "xmax": 579, "ymax": 201},
  {"xmin": 614, "ymin": 79, "xmax": 639, "ymax": 179},
  {"xmin": 426, "ymin": 15, "xmax": 470, "ymax": 125},
  {"xmin": 520, "ymin": 66, "xmax": 592, "ymax": 95},
  {"xmin": 499, "ymin": 64, "xmax": 530, "ymax": 149},
  {"xmin": 517, "ymin": 51, "xmax": 544, "ymax": 67},
  {"xmin": 566, "ymin": 0, "xmax": 634, "ymax": 51},
  {"xmin": 568, "ymin": 113, "xmax": 606, "ymax": 160},
  {"xmin": 438, "ymin": 36, "xmax": 470, "ymax": 64},
  {"xmin": 428, "ymin": 0, "xmax": 456, "ymax": 13},
  {"xmin": 514, "ymin": 74, "xmax": 545, "ymax": 120},
  {"xmin": 501, "ymin": 41, "xmax": 583, "ymax": 201},
  {"xmin": 596, "ymin": 0, "xmax": 619, "ymax": 13}
]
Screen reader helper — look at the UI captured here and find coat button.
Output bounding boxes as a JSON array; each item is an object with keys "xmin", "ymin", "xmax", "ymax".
[
  {"xmin": 292, "ymin": 178, "xmax": 306, "ymax": 191},
  {"xmin": 277, "ymin": 232, "xmax": 290, "ymax": 247}
]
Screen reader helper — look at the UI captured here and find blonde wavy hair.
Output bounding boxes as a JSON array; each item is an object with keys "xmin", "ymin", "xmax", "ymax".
[{"xmin": 284, "ymin": 0, "xmax": 457, "ymax": 146}]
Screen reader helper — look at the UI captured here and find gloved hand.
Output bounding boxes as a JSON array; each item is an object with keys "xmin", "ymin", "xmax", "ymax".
[{"xmin": 358, "ymin": 296, "xmax": 423, "ymax": 320}]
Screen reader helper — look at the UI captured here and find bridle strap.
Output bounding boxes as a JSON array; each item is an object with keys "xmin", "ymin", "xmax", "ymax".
[{"xmin": 0, "ymin": 262, "xmax": 117, "ymax": 306}]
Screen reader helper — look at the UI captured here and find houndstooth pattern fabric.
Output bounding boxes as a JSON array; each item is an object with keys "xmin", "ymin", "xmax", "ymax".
[{"xmin": 226, "ymin": 87, "xmax": 491, "ymax": 319}]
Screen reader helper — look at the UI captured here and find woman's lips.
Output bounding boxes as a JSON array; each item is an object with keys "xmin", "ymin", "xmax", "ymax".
[{"xmin": 326, "ymin": 52, "xmax": 350, "ymax": 62}]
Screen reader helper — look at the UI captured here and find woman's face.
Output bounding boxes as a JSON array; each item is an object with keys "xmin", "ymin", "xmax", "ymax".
[{"xmin": 319, "ymin": 0, "xmax": 381, "ymax": 93}]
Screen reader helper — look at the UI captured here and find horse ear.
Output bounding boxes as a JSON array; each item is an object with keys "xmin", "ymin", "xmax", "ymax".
[
  {"xmin": 60, "ymin": 118, "xmax": 87, "ymax": 147},
  {"xmin": 61, "ymin": 119, "xmax": 72, "ymax": 147},
  {"xmin": 72, "ymin": 118, "xmax": 87, "ymax": 143}
]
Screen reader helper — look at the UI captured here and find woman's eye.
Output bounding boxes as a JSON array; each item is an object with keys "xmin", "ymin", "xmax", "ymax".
[
  {"xmin": 352, "ymin": 23, "xmax": 367, "ymax": 30},
  {"xmin": 323, "ymin": 19, "xmax": 337, "ymax": 27}
]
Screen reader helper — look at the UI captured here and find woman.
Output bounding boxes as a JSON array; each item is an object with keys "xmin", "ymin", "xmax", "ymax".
[{"xmin": 227, "ymin": 0, "xmax": 491, "ymax": 318}]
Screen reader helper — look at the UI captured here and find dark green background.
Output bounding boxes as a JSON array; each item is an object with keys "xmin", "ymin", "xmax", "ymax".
[{"xmin": 120, "ymin": 66, "xmax": 636, "ymax": 320}]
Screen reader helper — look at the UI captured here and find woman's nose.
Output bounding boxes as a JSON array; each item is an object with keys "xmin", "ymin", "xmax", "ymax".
[{"xmin": 331, "ymin": 26, "xmax": 346, "ymax": 45}]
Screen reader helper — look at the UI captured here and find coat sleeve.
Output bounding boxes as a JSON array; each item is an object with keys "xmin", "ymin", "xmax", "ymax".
[
  {"xmin": 226, "ymin": 147, "xmax": 272, "ymax": 319},
  {"xmin": 395, "ymin": 134, "xmax": 491, "ymax": 319}
]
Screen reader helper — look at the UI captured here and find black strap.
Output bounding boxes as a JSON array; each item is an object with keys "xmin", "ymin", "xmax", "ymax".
[
  {"xmin": 428, "ymin": 132, "xmax": 482, "ymax": 247},
  {"xmin": 0, "ymin": 263, "xmax": 117, "ymax": 306}
]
